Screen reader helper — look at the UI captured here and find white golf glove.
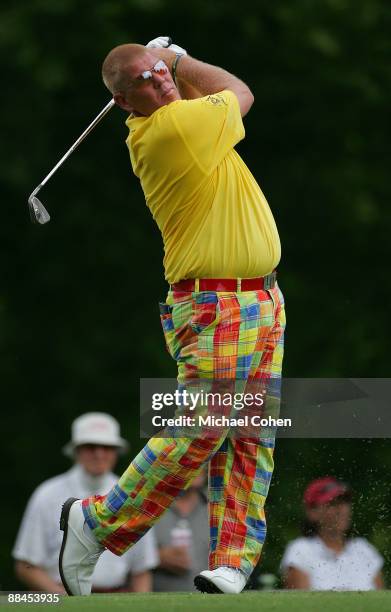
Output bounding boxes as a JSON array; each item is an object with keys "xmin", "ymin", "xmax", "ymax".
[
  {"xmin": 146, "ymin": 35, "xmax": 171, "ymax": 48},
  {"xmin": 146, "ymin": 36, "xmax": 187, "ymax": 55}
]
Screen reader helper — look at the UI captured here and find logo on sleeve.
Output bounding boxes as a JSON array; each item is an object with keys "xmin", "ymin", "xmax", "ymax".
[{"xmin": 205, "ymin": 94, "xmax": 227, "ymax": 106}]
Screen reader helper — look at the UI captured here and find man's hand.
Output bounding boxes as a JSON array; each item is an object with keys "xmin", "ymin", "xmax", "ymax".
[
  {"xmin": 129, "ymin": 570, "xmax": 153, "ymax": 592},
  {"xmin": 146, "ymin": 35, "xmax": 171, "ymax": 48},
  {"xmin": 158, "ymin": 545, "xmax": 192, "ymax": 574},
  {"xmin": 146, "ymin": 39, "xmax": 253, "ymax": 115},
  {"xmin": 146, "ymin": 36, "xmax": 187, "ymax": 56}
]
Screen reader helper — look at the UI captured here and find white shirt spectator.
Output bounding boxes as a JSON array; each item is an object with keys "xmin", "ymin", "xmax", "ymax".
[
  {"xmin": 13, "ymin": 465, "xmax": 158, "ymax": 589},
  {"xmin": 280, "ymin": 536, "xmax": 383, "ymax": 591}
]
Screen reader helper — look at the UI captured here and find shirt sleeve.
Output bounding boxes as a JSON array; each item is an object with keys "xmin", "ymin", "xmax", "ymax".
[
  {"xmin": 280, "ymin": 538, "xmax": 313, "ymax": 574},
  {"xmin": 169, "ymin": 90, "xmax": 245, "ymax": 175},
  {"xmin": 12, "ymin": 488, "xmax": 51, "ymax": 567},
  {"xmin": 356, "ymin": 539, "xmax": 384, "ymax": 576},
  {"xmin": 122, "ymin": 529, "xmax": 159, "ymax": 575}
]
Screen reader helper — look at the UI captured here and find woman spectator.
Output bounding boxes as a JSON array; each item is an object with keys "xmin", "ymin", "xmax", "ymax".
[{"xmin": 281, "ymin": 477, "xmax": 384, "ymax": 590}]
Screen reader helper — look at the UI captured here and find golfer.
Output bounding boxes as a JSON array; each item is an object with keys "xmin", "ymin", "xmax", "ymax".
[{"xmin": 59, "ymin": 37, "xmax": 286, "ymax": 595}]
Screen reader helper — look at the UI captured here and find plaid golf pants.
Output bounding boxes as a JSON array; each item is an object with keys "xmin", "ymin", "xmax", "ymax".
[{"xmin": 82, "ymin": 284, "xmax": 285, "ymax": 578}]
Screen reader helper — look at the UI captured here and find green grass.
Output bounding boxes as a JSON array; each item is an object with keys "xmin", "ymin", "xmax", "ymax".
[{"xmin": 1, "ymin": 591, "xmax": 391, "ymax": 612}]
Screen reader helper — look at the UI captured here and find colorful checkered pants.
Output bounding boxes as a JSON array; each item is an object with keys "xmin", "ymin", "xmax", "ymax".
[{"xmin": 82, "ymin": 284, "xmax": 285, "ymax": 578}]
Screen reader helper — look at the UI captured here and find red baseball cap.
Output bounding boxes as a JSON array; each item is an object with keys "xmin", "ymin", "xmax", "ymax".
[{"xmin": 303, "ymin": 477, "xmax": 351, "ymax": 507}]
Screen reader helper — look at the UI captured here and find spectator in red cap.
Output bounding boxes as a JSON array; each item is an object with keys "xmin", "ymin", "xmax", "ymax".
[{"xmin": 280, "ymin": 477, "xmax": 384, "ymax": 590}]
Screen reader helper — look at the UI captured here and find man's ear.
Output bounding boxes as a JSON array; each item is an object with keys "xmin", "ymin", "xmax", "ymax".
[{"xmin": 113, "ymin": 93, "xmax": 134, "ymax": 113}]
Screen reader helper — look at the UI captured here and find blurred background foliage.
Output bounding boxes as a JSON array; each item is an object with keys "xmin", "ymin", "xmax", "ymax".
[{"xmin": 1, "ymin": 0, "xmax": 390, "ymax": 590}]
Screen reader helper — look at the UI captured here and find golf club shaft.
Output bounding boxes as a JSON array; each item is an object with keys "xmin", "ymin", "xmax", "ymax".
[{"xmin": 39, "ymin": 98, "xmax": 115, "ymax": 189}]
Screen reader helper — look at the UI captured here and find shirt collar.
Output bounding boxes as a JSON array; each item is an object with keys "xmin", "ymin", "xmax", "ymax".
[{"xmin": 69, "ymin": 463, "xmax": 114, "ymax": 495}]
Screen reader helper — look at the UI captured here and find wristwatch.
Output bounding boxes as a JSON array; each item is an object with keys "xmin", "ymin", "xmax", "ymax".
[{"xmin": 172, "ymin": 53, "xmax": 184, "ymax": 86}]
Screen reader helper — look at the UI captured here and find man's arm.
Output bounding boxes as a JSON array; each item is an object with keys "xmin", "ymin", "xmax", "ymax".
[
  {"xmin": 283, "ymin": 566, "xmax": 311, "ymax": 589},
  {"xmin": 158, "ymin": 545, "xmax": 192, "ymax": 575},
  {"xmin": 150, "ymin": 48, "xmax": 254, "ymax": 117},
  {"xmin": 13, "ymin": 487, "xmax": 66, "ymax": 593},
  {"xmin": 128, "ymin": 570, "xmax": 153, "ymax": 592},
  {"xmin": 15, "ymin": 561, "xmax": 66, "ymax": 594},
  {"xmin": 374, "ymin": 571, "xmax": 384, "ymax": 589}
]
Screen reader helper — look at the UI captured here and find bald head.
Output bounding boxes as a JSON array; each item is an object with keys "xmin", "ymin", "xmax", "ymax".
[{"xmin": 102, "ymin": 44, "xmax": 149, "ymax": 94}]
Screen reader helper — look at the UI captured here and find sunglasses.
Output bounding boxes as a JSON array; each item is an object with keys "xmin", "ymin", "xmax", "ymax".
[{"xmin": 134, "ymin": 60, "xmax": 169, "ymax": 85}]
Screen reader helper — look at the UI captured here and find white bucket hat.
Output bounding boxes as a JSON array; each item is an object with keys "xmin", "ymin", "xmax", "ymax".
[{"xmin": 62, "ymin": 412, "xmax": 129, "ymax": 457}]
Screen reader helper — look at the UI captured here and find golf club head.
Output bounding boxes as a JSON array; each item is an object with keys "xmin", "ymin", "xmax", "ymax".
[
  {"xmin": 27, "ymin": 97, "xmax": 115, "ymax": 226},
  {"xmin": 28, "ymin": 195, "xmax": 51, "ymax": 225}
]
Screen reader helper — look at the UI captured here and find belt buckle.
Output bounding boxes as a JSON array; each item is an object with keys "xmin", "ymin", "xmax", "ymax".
[{"xmin": 264, "ymin": 271, "xmax": 276, "ymax": 290}]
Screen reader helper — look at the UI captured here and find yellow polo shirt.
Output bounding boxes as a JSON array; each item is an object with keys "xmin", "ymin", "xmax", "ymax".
[{"xmin": 125, "ymin": 90, "xmax": 280, "ymax": 284}]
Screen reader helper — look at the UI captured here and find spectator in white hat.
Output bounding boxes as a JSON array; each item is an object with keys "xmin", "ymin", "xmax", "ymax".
[{"xmin": 13, "ymin": 413, "xmax": 158, "ymax": 593}]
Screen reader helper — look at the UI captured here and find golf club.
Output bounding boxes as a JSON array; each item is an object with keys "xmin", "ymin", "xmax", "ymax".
[
  {"xmin": 28, "ymin": 36, "xmax": 173, "ymax": 225},
  {"xmin": 28, "ymin": 98, "xmax": 115, "ymax": 224}
]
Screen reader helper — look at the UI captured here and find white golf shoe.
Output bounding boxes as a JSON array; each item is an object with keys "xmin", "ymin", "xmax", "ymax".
[
  {"xmin": 194, "ymin": 567, "xmax": 247, "ymax": 594},
  {"xmin": 59, "ymin": 497, "xmax": 105, "ymax": 596}
]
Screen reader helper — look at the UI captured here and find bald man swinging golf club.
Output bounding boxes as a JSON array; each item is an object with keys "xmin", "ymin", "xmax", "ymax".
[{"xmin": 59, "ymin": 37, "xmax": 286, "ymax": 595}]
